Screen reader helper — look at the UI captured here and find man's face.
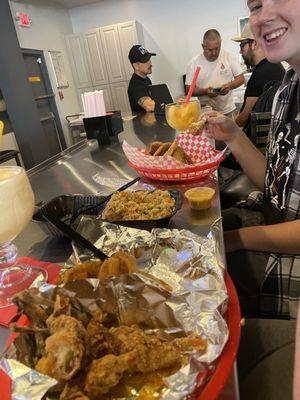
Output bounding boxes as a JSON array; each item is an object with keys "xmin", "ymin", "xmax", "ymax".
[
  {"xmin": 202, "ymin": 39, "xmax": 221, "ymax": 62},
  {"xmin": 240, "ymin": 40, "xmax": 255, "ymax": 67},
  {"xmin": 134, "ymin": 59, "xmax": 152, "ymax": 76},
  {"xmin": 248, "ymin": 0, "xmax": 300, "ymax": 67}
]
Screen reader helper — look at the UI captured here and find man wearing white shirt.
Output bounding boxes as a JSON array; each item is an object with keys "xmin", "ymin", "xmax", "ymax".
[{"xmin": 186, "ymin": 29, "xmax": 245, "ymax": 116}]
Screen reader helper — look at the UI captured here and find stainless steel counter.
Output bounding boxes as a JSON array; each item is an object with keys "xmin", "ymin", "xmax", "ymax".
[
  {"xmin": 0, "ymin": 113, "xmax": 238, "ymax": 399},
  {"xmin": 15, "ymin": 113, "xmax": 223, "ymax": 262}
]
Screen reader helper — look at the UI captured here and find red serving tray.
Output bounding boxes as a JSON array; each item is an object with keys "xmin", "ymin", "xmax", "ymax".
[{"xmin": 0, "ymin": 271, "xmax": 240, "ymax": 400}]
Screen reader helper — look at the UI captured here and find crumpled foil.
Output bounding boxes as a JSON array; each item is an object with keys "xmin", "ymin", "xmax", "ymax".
[
  {"xmin": 0, "ymin": 358, "xmax": 57, "ymax": 400},
  {"xmin": 1, "ymin": 219, "xmax": 229, "ymax": 400}
]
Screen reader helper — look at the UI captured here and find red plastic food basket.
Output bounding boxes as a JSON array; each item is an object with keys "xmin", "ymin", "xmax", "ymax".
[
  {"xmin": 128, "ymin": 156, "xmax": 224, "ymax": 182},
  {"xmin": 0, "ymin": 272, "xmax": 240, "ymax": 400}
]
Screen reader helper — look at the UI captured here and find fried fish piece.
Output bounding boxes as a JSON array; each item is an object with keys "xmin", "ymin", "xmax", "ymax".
[
  {"xmin": 172, "ymin": 146, "xmax": 193, "ymax": 164},
  {"xmin": 164, "ymin": 141, "xmax": 177, "ymax": 156},
  {"xmin": 149, "ymin": 141, "xmax": 163, "ymax": 155},
  {"xmin": 153, "ymin": 142, "xmax": 172, "ymax": 156}
]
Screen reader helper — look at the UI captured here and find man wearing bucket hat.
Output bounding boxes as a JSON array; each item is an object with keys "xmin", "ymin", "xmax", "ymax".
[
  {"xmin": 127, "ymin": 45, "xmax": 156, "ymax": 113},
  {"xmin": 233, "ymin": 23, "xmax": 285, "ymax": 128}
]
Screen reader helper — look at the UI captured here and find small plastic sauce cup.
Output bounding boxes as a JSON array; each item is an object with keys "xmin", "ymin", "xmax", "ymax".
[{"xmin": 185, "ymin": 187, "xmax": 215, "ymax": 210}]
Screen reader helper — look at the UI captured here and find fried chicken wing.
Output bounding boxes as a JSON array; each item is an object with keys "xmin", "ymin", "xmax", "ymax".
[
  {"xmin": 47, "ymin": 314, "xmax": 86, "ymax": 339},
  {"xmin": 84, "ymin": 317, "xmax": 109, "ymax": 361},
  {"xmin": 107, "ymin": 325, "xmax": 206, "ymax": 373},
  {"xmin": 36, "ymin": 295, "xmax": 87, "ymax": 381},
  {"xmin": 44, "ymin": 330, "xmax": 85, "ymax": 380},
  {"xmin": 85, "ymin": 352, "xmax": 136, "ymax": 398}
]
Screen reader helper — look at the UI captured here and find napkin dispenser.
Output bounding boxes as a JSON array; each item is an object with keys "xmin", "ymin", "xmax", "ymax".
[{"xmin": 83, "ymin": 111, "xmax": 123, "ymax": 145}]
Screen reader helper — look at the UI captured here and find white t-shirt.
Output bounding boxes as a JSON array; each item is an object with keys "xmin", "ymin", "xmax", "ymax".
[{"xmin": 186, "ymin": 49, "xmax": 243, "ymax": 114}]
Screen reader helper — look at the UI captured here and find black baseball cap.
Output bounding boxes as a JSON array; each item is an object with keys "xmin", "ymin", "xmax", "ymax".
[{"xmin": 128, "ymin": 45, "xmax": 156, "ymax": 63}]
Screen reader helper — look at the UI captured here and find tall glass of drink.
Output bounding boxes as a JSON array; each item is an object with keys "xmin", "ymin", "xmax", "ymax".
[
  {"xmin": 0, "ymin": 166, "xmax": 46, "ymax": 307},
  {"xmin": 165, "ymin": 99, "xmax": 201, "ymax": 132}
]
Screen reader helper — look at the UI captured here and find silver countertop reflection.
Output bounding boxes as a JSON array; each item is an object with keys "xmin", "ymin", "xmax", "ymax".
[{"xmin": 1, "ymin": 113, "xmax": 236, "ymax": 399}]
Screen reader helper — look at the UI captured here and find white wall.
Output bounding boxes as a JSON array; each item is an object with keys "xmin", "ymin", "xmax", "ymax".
[
  {"xmin": 9, "ymin": 0, "xmax": 81, "ymax": 147},
  {"xmin": 69, "ymin": 0, "xmax": 249, "ymax": 98}
]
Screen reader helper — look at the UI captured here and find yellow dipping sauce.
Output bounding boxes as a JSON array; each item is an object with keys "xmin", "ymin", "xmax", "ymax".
[{"xmin": 185, "ymin": 187, "xmax": 215, "ymax": 210}]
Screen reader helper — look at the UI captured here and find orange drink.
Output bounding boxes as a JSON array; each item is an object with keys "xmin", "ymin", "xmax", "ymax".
[{"xmin": 165, "ymin": 99, "xmax": 201, "ymax": 131}]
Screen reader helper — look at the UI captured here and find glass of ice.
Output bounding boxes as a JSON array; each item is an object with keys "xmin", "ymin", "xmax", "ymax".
[{"xmin": 0, "ymin": 166, "xmax": 46, "ymax": 307}]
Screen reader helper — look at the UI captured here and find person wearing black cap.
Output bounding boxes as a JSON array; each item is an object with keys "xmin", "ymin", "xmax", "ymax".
[{"xmin": 127, "ymin": 45, "xmax": 156, "ymax": 113}]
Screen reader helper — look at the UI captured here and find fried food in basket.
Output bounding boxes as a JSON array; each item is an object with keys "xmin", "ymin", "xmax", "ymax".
[
  {"xmin": 35, "ymin": 297, "xmax": 86, "ymax": 381},
  {"xmin": 148, "ymin": 140, "xmax": 193, "ymax": 164},
  {"xmin": 11, "ymin": 275, "xmax": 207, "ymax": 399},
  {"xmin": 102, "ymin": 190, "xmax": 176, "ymax": 221},
  {"xmin": 84, "ymin": 325, "xmax": 206, "ymax": 398}
]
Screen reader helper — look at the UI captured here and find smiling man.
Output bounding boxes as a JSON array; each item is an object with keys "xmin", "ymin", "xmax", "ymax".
[
  {"xmin": 186, "ymin": 29, "xmax": 245, "ymax": 116},
  {"xmin": 127, "ymin": 45, "xmax": 156, "ymax": 113}
]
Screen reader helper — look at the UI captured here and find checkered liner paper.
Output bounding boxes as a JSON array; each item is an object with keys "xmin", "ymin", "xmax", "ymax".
[{"xmin": 122, "ymin": 133, "xmax": 225, "ymax": 170}]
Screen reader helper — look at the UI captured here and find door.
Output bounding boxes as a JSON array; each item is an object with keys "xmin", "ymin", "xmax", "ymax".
[
  {"xmin": 83, "ymin": 29, "xmax": 109, "ymax": 86},
  {"xmin": 22, "ymin": 49, "xmax": 65, "ymax": 156},
  {"xmin": 100, "ymin": 25, "xmax": 126, "ymax": 83}
]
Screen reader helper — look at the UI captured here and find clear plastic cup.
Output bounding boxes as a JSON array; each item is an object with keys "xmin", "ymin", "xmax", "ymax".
[{"xmin": 185, "ymin": 187, "xmax": 215, "ymax": 210}]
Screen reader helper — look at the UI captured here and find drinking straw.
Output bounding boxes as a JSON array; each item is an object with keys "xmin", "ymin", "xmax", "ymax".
[
  {"xmin": 185, "ymin": 66, "xmax": 200, "ymax": 104},
  {"xmin": 0, "ymin": 121, "xmax": 3, "ymax": 149}
]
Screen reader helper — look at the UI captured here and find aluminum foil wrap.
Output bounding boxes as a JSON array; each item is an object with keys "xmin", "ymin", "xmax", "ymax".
[{"xmin": 1, "ymin": 220, "xmax": 229, "ymax": 400}]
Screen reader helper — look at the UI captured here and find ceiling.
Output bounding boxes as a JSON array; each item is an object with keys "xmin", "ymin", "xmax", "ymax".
[{"xmin": 12, "ymin": 0, "xmax": 102, "ymax": 9}]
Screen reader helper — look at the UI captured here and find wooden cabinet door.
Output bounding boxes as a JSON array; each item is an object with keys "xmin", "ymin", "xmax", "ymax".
[
  {"xmin": 118, "ymin": 21, "xmax": 142, "ymax": 81},
  {"xmin": 94, "ymin": 84, "xmax": 114, "ymax": 112},
  {"xmin": 110, "ymin": 81, "xmax": 131, "ymax": 114},
  {"xmin": 65, "ymin": 34, "xmax": 92, "ymax": 89},
  {"xmin": 100, "ymin": 25, "xmax": 126, "ymax": 83},
  {"xmin": 83, "ymin": 29, "xmax": 109, "ymax": 86}
]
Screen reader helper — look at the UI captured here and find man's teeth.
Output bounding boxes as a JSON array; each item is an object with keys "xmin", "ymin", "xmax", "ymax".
[{"xmin": 265, "ymin": 28, "xmax": 287, "ymax": 41}]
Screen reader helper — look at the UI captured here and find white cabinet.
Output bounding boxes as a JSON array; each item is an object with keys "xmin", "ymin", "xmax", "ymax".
[
  {"xmin": 66, "ymin": 21, "xmax": 143, "ymax": 113},
  {"xmin": 83, "ymin": 29, "xmax": 109, "ymax": 86},
  {"xmin": 110, "ymin": 81, "xmax": 131, "ymax": 114},
  {"xmin": 100, "ymin": 25, "xmax": 126, "ymax": 84},
  {"xmin": 65, "ymin": 34, "xmax": 92, "ymax": 89},
  {"xmin": 118, "ymin": 21, "xmax": 144, "ymax": 81}
]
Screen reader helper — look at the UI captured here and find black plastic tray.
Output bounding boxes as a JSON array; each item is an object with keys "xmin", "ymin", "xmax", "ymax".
[
  {"xmin": 32, "ymin": 195, "xmax": 105, "ymax": 238},
  {"xmin": 32, "ymin": 190, "xmax": 183, "ymax": 237}
]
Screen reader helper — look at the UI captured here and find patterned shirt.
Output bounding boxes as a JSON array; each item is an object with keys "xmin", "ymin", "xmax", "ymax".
[{"xmin": 261, "ymin": 68, "xmax": 300, "ymax": 318}]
